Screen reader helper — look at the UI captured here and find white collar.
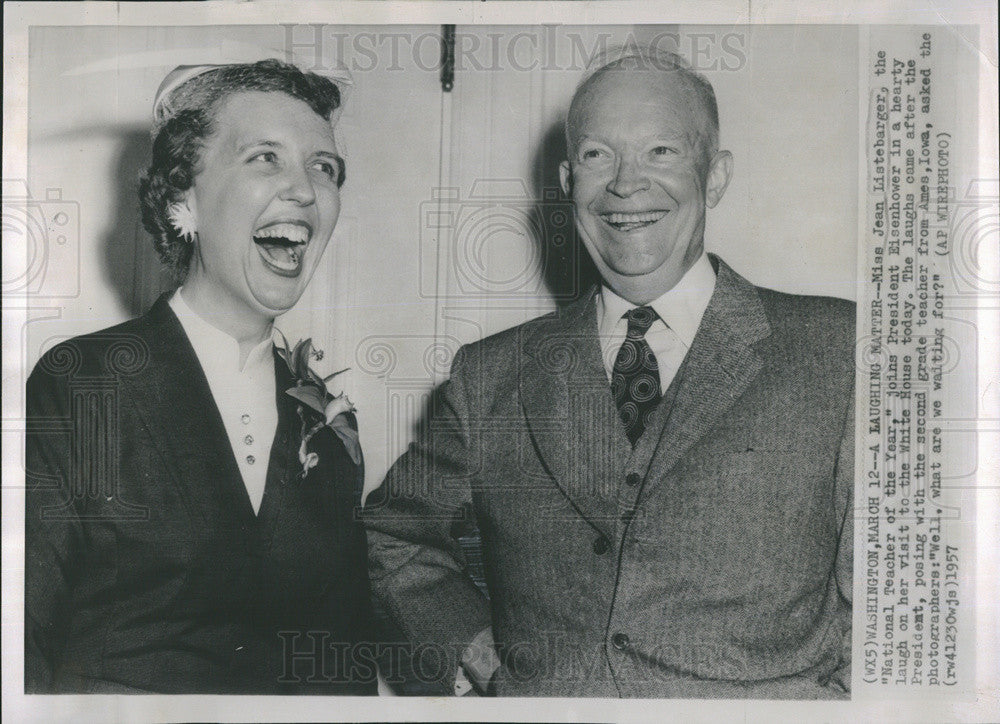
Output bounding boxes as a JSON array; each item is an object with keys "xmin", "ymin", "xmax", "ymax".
[
  {"xmin": 597, "ymin": 252, "xmax": 717, "ymax": 348},
  {"xmin": 168, "ymin": 289, "xmax": 279, "ymax": 375}
]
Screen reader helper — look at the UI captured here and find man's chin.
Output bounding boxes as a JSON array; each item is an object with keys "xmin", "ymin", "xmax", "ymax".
[{"xmin": 602, "ymin": 255, "xmax": 671, "ymax": 279}]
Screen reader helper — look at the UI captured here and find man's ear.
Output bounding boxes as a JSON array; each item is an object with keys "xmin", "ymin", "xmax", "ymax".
[
  {"xmin": 559, "ymin": 160, "xmax": 572, "ymax": 196},
  {"xmin": 705, "ymin": 150, "xmax": 733, "ymax": 209}
]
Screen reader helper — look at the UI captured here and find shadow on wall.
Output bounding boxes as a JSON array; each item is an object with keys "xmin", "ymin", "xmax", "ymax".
[
  {"xmin": 101, "ymin": 128, "xmax": 175, "ymax": 318},
  {"xmin": 529, "ymin": 119, "xmax": 599, "ymax": 306}
]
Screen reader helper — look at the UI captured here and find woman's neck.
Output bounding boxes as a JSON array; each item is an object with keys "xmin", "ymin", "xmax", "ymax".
[{"xmin": 178, "ymin": 282, "xmax": 273, "ymax": 367}]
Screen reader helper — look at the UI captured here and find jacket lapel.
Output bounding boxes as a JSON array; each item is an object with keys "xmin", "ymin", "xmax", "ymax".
[
  {"xmin": 123, "ymin": 295, "xmax": 255, "ymax": 528},
  {"xmin": 519, "ymin": 290, "xmax": 630, "ymax": 537},
  {"xmin": 260, "ymin": 351, "xmax": 364, "ymax": 564},
  {"xmin": 255, "ymin": 349, "xmax": 298, "ymax": 544},
  {"xmin": 643, "ymin": 258, "xmax": 772, "ymax": 481}
]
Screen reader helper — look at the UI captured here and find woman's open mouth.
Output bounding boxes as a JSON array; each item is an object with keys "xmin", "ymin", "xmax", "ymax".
[
  {"xmin": 253, "ymin": 221, "xmax": 312, "ymax": 277},
  {"xmin": 599, "ymin": 210, "xmax": 668, "ymax": 232}
]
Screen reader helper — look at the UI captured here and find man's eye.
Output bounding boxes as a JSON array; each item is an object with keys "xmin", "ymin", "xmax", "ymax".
[
  {"xmin": 580, "ymin": 148, "xmax": 608, "ymax": 161},
  {"xmin": 651, "ymin": 146, "xmax": 677, "ymax": 156}
]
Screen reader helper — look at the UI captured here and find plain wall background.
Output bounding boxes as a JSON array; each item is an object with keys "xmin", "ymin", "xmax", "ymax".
[{"xmin": 25, "ymin": 24, "xmax": 859, "ymax": 492}]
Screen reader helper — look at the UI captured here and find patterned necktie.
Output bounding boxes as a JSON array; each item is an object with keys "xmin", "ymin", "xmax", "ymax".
[{"xmin": 612, "ymin": 306, "xmax": 662, "ymax": 446}]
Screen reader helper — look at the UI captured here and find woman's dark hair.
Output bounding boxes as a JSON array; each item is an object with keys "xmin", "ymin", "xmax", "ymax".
[{"xmin": 138, "ymin": 59, "xmax": 345, "ymax": 280}]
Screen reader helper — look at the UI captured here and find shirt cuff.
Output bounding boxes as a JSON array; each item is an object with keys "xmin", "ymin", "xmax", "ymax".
[
  {"xmin": 453, "ymin": 666, "xmax": 475, "ymax": 696},
  {"xmin": 456, "ymin": 626, "xmax": 500, "ymax": 695}
]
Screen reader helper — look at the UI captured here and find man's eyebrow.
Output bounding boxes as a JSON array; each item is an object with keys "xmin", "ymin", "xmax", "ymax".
[{"xmin": 571, "ymin": 135, "xmax": 602, "ymax": 152}]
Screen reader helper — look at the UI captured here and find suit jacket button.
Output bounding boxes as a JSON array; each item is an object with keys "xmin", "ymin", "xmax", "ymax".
[
  {"xmin": 592, "ymin": 536, "xmax": 610, "ymax": 554},
  {"xmin": 611, "ymin": 632, "xmax": 629, "ymax": 650},
  {"xmin": 625, "ymin": 472, "xmax": 641, "ymax": 487}
]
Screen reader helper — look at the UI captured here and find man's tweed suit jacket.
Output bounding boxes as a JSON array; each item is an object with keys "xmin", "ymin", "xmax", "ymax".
[{"xmin": 365, "ymin": 256, "xmax": 855, "ymax": 698}]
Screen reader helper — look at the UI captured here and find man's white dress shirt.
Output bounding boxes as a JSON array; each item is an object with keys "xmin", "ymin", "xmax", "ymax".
[
  {"xmin": 169, "ymin": 290, "xmax": 279, "ymax": 514},
  {"xmin": 595, "ymin": 252, "xmax": 717, "ymax": 391}
]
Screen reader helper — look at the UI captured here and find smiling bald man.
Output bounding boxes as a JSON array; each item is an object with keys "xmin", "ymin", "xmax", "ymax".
[{"xmin": 365, "ymin": 47, "xmax": 855, "ymax": 699}]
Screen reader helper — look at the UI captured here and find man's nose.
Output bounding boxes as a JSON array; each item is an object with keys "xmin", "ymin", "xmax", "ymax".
[
  {"xmin": 607, "ymin": 158, "xmax": 650, "ymax": 197},
  {"xmin": 279, "ymin": 164, "xmax": 317, "ymax": 206}
]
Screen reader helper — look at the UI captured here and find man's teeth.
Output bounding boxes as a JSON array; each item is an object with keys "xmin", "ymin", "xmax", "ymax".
[
  {"xmin": 254, "ymin": 222, "xmax": 310, "ymax": 243},
  {"xmin": 600, "ymin": 210, "xmax": 668, "ymax": 232},
  {"xmin": 601, "ymin": 211, "xmax": 667, "ymax": 225}
]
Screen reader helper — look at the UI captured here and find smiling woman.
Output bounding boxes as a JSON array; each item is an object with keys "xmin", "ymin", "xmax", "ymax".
[
  {"xmin": 25, "ymin": 59, "xmax": 376, "ymax": 694},
  {"xmin": 175, "ymin": 90, "xmax": 342, "ymax": 330},
  {"xmin": 139, "ymin": 61, "xmax": 347, "ymax": 348}
]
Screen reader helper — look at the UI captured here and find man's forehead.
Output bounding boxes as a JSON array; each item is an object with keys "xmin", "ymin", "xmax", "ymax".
[
  {"xmin": 569, "ymin": 68, "xmax": 706, "ymax": 139},
  {"xmin": 577, "ymin": 67, "xmax": 699, "ymax": 111}
]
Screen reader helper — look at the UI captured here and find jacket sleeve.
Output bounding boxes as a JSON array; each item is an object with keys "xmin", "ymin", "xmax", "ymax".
[
  {"xmin": 24, "ymin": 353, "xmax": 84, "ymax": 692},
  {"xmin": 362, "ymin": 345, "xmax": 492, "ymax": 694}
]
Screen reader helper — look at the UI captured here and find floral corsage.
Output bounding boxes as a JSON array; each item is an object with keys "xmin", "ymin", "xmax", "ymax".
[{"xmin": 277, "ymin": 335, "xmax": 362, "ymax": 479}]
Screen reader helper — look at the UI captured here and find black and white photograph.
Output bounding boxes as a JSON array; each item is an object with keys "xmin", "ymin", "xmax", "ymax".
[{"xmin": 3, "ymin": 2, "xmax": 996, "ymax": 722}]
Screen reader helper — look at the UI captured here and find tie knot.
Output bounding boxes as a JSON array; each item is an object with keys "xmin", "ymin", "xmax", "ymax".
[{"xmin": 624, "ymin": 306, "xmax": 657, "ymax": 337}]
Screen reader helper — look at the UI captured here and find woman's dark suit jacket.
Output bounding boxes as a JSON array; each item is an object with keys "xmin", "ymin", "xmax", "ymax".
[{"xmin": 25, "ymin": 295, "xmax": 376, "ymax": 694}]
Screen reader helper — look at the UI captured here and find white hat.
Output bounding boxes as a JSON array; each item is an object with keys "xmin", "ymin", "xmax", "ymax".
[{"xmin": 151, "ymin": 42, "xmax": 353, "ymax": 133}]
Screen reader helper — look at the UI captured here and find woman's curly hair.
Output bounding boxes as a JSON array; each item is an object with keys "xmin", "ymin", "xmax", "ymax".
[{"xmin": 138, "ymin": 59, "xmax": 344, "ymax": 281}]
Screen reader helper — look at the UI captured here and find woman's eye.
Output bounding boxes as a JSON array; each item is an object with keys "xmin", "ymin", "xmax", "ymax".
[
  {"xmin": 311, "ymin": 160, "xmax": 337, "ymax": 180},
  {"xmin": 249, "ymin": 151, "xmax": 278, "ymax": 165}
]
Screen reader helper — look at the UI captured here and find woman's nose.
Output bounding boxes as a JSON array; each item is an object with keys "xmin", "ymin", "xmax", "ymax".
[
  {"xmin": 279, "ymin": 165, "xmax": 316, "ymax": 206},
  {"xmin": 607, "ymin": 158, "xmax": 650, "ymax": 197}
]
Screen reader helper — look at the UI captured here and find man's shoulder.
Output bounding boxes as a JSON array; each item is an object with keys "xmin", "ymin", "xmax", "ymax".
[
  {"xmin": 457, "ymin": 303, "xmax": 583, "ymax": 361},
  {"xmin": 755, "ymin": 285, "xmax": 856, "ymax": 346}
]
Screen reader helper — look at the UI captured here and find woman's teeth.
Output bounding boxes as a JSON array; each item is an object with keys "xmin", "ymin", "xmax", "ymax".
[
  {"xmin": 253, "ymin": 222, "xmax": 312, "ymax": 274},
  {"xmin": 254, "ymin": 222, "xmax": 310, "ymax": 243}
]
